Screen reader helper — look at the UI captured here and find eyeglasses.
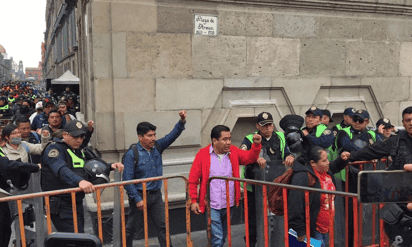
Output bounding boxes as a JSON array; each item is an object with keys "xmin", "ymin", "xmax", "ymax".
[
  {"xmin": 70, "ymin": 134, "xmax": 85, "ymax": 139},
  {"xmin": 353, "ymin": 117, "xmax": 365, "ymax": 124}
]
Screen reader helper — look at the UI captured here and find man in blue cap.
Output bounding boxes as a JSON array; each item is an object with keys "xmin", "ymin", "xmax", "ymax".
[
  {"xmin": 300, "ymin": 106, "xmax": 334, "ymax": 154},
  {"xmin": 331, "ymin": 107, "xmax": 356, "ymax": 137}
]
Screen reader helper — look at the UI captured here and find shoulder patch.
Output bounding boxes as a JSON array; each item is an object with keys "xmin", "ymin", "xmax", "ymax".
[
  {"xmin": 48, "ymin": 149, "xmax": 59, "ymax": 158},
  {"xmin": 333, "ymin": 130, "xmax": 338, "ymax": 137},
  {"xmin": 240, "ymin": 144, "xmax": 248, "ymax": 150},
  {"xmin": 324, "ymin": 129, "xmax": 331, "ymax": 135}
]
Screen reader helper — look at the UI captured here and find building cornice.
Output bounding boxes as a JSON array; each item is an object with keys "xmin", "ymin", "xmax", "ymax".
[{"xmin": 202, "ymin": 0, "xmax": 412, "ymax": 16}]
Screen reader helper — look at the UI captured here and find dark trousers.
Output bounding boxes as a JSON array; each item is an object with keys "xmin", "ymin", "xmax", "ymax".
[
  {"xmin": 0, "ymin": 202, "xmax": 12, "ymax": 247},
  {"xmin": 244, "ymin": 190, "xmax": 257, "ymax": 247},
  {"xmin": 49, "ymin": 196, "xmax": 85, "ymax": 233},
  {"xmin": 125, "ymin": 190, "xmax": 172, "ymax": 247}
]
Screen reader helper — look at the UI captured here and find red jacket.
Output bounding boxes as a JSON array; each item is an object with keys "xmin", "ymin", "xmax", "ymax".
[{"xmin": 188, "ymin": 143, "xmax": 261, "ymax": 213}]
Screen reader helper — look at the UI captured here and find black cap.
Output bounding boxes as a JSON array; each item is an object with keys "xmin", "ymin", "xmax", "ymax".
[
  {"xmin": 279, "ymin": 115, "xmax": 305, "ymax": 132},
  {"xmin": 343, "ymin": 107, "xmax": 356, "ymax": 117},
  {"xmin": 376, "ymin": 118, "xmax": 393, "ymax": 129},
  {"xmin": 305, "ymin": 106, "xmax": 323, "ymax": 117},
  {"xmin": 321, "ymin": 109, "xmax": 334, "ymax": 122},
  {"xmin": 63, "ymin": 120, "xmax": 86, "ymax": 137},
  {"xmin": 353, "ymin": 109, "xmax": 370, "ymax": 120},
  {"xmin": 257, "ymin": 112, "xmax": 274, "ymax": 126}
]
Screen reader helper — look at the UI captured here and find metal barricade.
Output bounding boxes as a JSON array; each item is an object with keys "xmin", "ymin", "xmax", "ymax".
[
  {"xmin": 206, "ymin": 164, "xmax": 392, "ymax": 247},
  {"xmin": 0, "ymin": 174, "xmax": 193, "ymax": 247}
]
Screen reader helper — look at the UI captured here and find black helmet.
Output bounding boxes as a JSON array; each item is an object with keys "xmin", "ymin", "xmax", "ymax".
[
  {"xmin": 84, "ymin": 159, "xmax": 110, "ymax": 183},
  {"xmin": 279, "ymin": 115, "xmax": 304, "ymax": 135}
]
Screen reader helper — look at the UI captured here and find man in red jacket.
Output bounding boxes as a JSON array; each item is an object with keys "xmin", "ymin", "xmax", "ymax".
[{"xmin": 189, "ymin": 125, "xmax": 262, "ymax": 247}]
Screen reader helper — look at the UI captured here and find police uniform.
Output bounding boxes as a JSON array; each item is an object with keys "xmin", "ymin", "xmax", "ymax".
[
  {"xmin": 301, "ymin": 107, "xmax": 334, "ymax": 153},
  {"xmin": 41, "ymin": 120, "xmax": 110, "ymax": 233},
  {"xmin": 0, "ymin": 97, "xmax": 11, "ymax": 118},
  {"xmin": 240, "ymin": 112, "xmax": 292, "ymax": 247}
]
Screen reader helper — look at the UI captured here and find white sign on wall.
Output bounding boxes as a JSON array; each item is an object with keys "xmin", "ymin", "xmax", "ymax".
[{"xmin": 194, "ymin": 14, "xmax": 218, "ymax": 36}]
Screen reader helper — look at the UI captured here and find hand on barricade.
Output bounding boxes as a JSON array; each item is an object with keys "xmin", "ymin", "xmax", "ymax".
[
  {"xmin": 79, "ymin": 180, "xmax": 95, "ymax": 194},
  {"xmin": 190, "ymin": 203, "xmax": 201, "ymax": 214},
  {"xmin": 404, "ymin": 164, "xmax": 412, "ymax": 211},
  {"xmin": 257, "ymin": 157, "xmax": 266, "ymax": 168}
]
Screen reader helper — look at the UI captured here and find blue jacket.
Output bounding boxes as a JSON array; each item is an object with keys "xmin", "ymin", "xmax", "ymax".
[{"xmin": 123, "ymin": 120, "xmax": 185, "ymax": 203}]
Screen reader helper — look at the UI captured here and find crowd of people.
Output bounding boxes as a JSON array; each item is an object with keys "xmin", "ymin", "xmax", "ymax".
[{"xmin": 0, "ymin": 80, "xmax": 411, "ymax": 247}]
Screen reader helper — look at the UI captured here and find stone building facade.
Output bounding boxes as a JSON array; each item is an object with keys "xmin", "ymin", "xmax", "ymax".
[
  {"xmin": 25, "ymin": 62, "xmax": 43, "ymax": 83},
  {"xmin": 74, "ymin": 0, "xmax": 412, "ymax": 167},
  {"xmin": 43, "ymin": 0, "xmax": 79, "ymax": 81}
]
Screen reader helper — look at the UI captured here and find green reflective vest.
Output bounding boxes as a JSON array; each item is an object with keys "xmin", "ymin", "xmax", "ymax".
[
  {"xmin": 0, "ymin": 147, "xmax": 5, "ymax": 157},
  {"xmin": 241, "ymin": 131, "xmax": 286, "ymax": 192},
  {"xmin": 333, "ymin": 127, "xmax": 376, "ymax": 181},
  {"xmin": 8, "ymin": 97, "xmax": 15, "ymax": 103},
  {"xmin": 0, "ymin": 104, "xmax": 9, "ymax": 110},
  {"xmin": 67, "ymin": 149, "xmax": 85, "ymax": 168}
]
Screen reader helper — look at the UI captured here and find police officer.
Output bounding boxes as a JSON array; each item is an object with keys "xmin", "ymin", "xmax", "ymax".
[
  {"xmin": 331, "ymin": 107, "xmax": 356, "ymax": 135},
  {"xmin": 348, "ymin": 107, "xmax": 412, "ymax": 246},
  {"xmin": 240, "ymin": 112, "xmax": 294, "ymax": 247},
  {"xmin": 41, "ymin": 120, "xmax": 124, "ymax": 232},
  {"xmin": 375, "ymin": 117, "xmax": 395, "ymax": 140},
  {"xmin": 321, "ymin": 109, "xmax": 334, "ymax": 125},
  {"xmin": 0, "ymin": 96, "xmax": 12, "ymax": 118},
  {"xmin": 301, "ymin": 106, "xmax": 334, "ymax": 153}
]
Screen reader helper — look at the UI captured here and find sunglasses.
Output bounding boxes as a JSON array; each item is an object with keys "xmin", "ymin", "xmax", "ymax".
[
  {"xmin": 70, "ymin": 134, "xmax": 85, "ymax": 139},
  {"xmin": 353, "ymin": 117, "xmax": 365, "ymax": 124}
]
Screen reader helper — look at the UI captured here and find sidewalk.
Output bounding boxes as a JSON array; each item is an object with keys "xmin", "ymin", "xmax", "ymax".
[{"xmin": 104, "ymin": 224, "xmax": 246, "ymax": 247}]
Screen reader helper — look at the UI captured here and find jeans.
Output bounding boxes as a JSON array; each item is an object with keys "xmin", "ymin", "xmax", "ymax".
[
  {"xmin": 313, "ymin": 230, "xmax": 328, "ymax": 247},
  {"xmin": 207, "ymin": 207, "xmax": 233, "ymax": 247},
  {"xmin": 125, "ymin": 190, "xmax": 172, "ymax": 247}
]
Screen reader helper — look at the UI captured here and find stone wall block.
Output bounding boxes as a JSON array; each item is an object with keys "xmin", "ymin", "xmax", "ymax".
[
  {"xmin": 157, "ymin": 6, "xmax": 218, "ymax": 33},
  {"xmin": 387, "ymin": 21, "xmax": 412, "ymax": 42},
  {"xmin": 400, "ymin": 42, "xmax": 412, "ymax": 76},
  {"xmin": 359, "ymin": 87, "xmax": 375, "ymax": 104},
  {"xmin": 91, "ymin": 1, "xmax": 111, "ymax": 34},
  {"xmin": 95, "ymin": 112, "xmax": 116, "ymax": 151},
  {"xmin": 222, "ymin": 90, "xmax": 270, "ymax": 108},
  {"xmin": 361, "ymin": 19, "xmax": 387, "ymax": 41},
  {"xmin": 123, "ymin": 110, "xmax": 201, "ymax": 147},
  {"xmin": 112, "ymin": 32, "xmax": 127, "ymax": 78},
  {"xmin": 192, "ymin": 35, "xmax": 247, "ymax": 78},
  {"xmin": 377, "ymin": 0, "xmax": 405, "ymax": 4},
  {"xmin": 155, "ymin": 79, "xmax": 223, "ymax": 110},
  {"xmin": 95, "ymin": 79, "xmax": 114, "ymax": 113},
  {"xmin": 346, "ymin": 41, "xmax": 400, "ymax": 77},
  {"xmin": 300, "ymin": 39, "xmax": 347, "ymax": 76},
  {"xmin": 380, "ymin": 101, "xmax": 400, "ymax": 126},
  {"xmin": 111, "ymin": 2, "xmax": 157, "ymax": 32},
  {"xmin": 113, "ymin": 78, "xmax": 155, "ymax": 113},
  {"xmin": 273, "ymin": 14, "xmax": 318, "ymax": 38},
  {"xmin": 224, "ymin": 77, "xmax": 271, "ymax": 87},
  {"xmin": 269, "ymin": 89, "xmax": 289, "ymax": 107},
  {"xmin": 319, "ymin": 17, "xmax": 362, "ymax": 39},
  {"xmin": 220, "ymin": 11, "xmax": 273, "ymax": 37},
  {"xmin": 313, "ymin": 88, "xmax": 330, "ymax": 106},
  {"xmin": 361, "ymin": 77, "xmax": 409, "ymax": 102},
  {"xmin": 247, "ymin": 37, "xmax": 300, "ymax": 77},
  {"xmin": 272, "ymin": 77, "xmax": 330, "ymax": 106},
  {"xmin": 93, "ymin": 33, "xmax": 112, "ymax": 79},
  {"xmin": 127, "ymin": 33, "xmax": 193, "ymax": 78},
  {"xmin": 331, "ymin": 77, "xmax": 361, "ymax": 86}
]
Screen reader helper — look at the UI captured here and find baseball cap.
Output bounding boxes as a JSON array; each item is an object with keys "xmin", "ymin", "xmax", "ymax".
[
  {"xmin": 63, "ymin": 120, "xmax": 87, "ymax": 137},
  {"xmin": 353, "ymin": 109, "xmax": 370, "ymax": 120},
  {"xmin": 305, "ymin": 106, "xmax": 323, "ymax": 117},
  {"xmin": 376, "ymin": 118, "xmax": 393, "ymax": 129},
  {"xmin": 257, "ymin": 112, "xmax": 274, "ymax": 126},
  {"xmin": 321, "ymin": 109, "xmax": 334, "ymax": 122},
  {"xmin": 343, "ymin": 107, "xmax": 356, "ymax": 117}
]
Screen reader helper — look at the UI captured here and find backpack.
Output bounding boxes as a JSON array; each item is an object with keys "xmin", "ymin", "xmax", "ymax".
[
  {"xmin": 121, "ymin": 142, "xmax": 164, "ymax": 167},
  {"xmin": 268, "ymin": 168, "xmax": 316, "ymax": 215}
]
